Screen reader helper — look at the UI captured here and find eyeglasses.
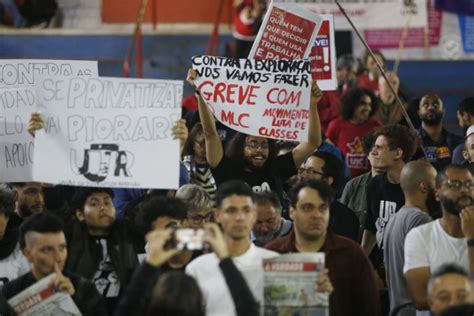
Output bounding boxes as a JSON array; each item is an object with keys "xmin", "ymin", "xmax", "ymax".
[
  {"xmin": 189, "ymin": 212, "xmax": 214, "ymax": 224},
  {"xmin": 245, "ymin": 141, "xmax": 269, "ymax": 150},
  {"xmin": 297, "ymin": 167, "xmax": 325, "ymax": 177},
  {"xmin": 444, "ymin": 179, "xmax": 474, "ymax": 190}
]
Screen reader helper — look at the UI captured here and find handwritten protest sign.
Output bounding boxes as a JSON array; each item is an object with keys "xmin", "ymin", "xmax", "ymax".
[
  {"xmin": 249, "ymin": 3, "xmax": 322, "ymax": 61},
  {"xmin": 192, "ymin": 55, "xmax": 311, "ymax": 142},
  {"xmin": 309, "ymin": 15, "xmax": 336, "ymax": 91},
  {"xmin": 0, "ymin": 60, "xmax": 98, "ymax": 183},
  {"xmin": 33, "ymin": 76, "xmax": 183, "ymax": 189}
]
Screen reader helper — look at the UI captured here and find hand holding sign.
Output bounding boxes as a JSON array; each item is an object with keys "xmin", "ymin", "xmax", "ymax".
[
  {"xmin": 192, "ymin": 56, "xmax": 312, "ymax": 142},
  {"xmin": 171, "ymin": 119, "xmax": 188, "ymax": 155},
  {"xmin": 186, "ymin": 68, "xmax": 197, "ymax": 88},
  {"xmin": 27, "ymin": 112, "xmax": 44, "ymax": 137},
  {"xmin": 310, "ymin": 81, "xmax": 323, "ymax": 106}
]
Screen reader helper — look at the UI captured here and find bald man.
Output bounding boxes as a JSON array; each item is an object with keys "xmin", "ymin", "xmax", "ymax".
[
  {"xmin": 417, "ymin": 94, "xmax": 463, "ymax": 171},
  {"xmin": 383, "ymin": 160, "xmax": 438, "ymax": 315}
]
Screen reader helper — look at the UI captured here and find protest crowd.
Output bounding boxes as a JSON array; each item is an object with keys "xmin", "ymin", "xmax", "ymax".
[{"xmin": 1, "ymin": 0, "xmax": 474, "ymax": 316}]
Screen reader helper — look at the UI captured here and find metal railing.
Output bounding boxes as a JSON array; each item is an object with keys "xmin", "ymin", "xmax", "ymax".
[{"xmin": 123, "ymin": 0, "xmax": 156, "ymax": 78}]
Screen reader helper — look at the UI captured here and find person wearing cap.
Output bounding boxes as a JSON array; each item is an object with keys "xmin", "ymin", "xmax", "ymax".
[
  {"xmin": 336, "ymin": 54, "xmax": 358, "ymax": 94},
  {"xmin": 452, "ymin": 97, "xmax": 474, "ymax": 165},
  {"xmin": 460, "ymin": 126, "xmax": 474, "ymax": 173},
  {"xmin": 317, "ymin": 54, "xmax": 358, "ymax": 132}
]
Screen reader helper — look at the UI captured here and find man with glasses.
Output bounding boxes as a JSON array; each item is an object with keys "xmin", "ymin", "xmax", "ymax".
[
  {"xmin": 417, "ymin": 94, "xmax": 463, "ymax": 171},
  {"xmin": 186, "ymin": 69, "xmax": 323, "ymax": 203},
  {"xmin": 298, "ymin": 151, "xmax": 359, "ymax": 241},
  {"xmin": 404, "ymin": 164, "xmax": 474, "ymax": 315}
]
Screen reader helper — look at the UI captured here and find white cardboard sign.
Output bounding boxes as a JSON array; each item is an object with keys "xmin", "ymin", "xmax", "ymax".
[{"xmin": 33, "ymin": 76, "xmax": 183, "ymax": 189}]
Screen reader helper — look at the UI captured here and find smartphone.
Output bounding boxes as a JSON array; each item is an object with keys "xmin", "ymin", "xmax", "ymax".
[{"xmin": 170, "ymin": 228, "xmax": 206, "ymax": 251}]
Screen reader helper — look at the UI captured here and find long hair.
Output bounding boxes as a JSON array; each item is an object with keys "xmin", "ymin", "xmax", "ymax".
[
  {"xmin": 183, "ymin": 123, "xmax": 204, "ymax": 157},
  {"xmin": 225, "ymin": 132, "xmax": 277, "ymax": 167},
  {"xmin": 340, "ymin": 88, "xmax": 379, "ymax": 121}
]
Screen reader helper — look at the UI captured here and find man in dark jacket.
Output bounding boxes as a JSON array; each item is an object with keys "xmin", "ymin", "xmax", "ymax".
[
  {"xmin": 2, "ymin": 213, "xmax": 106, "ymax": 315},
  {"xmin": 266, "ymin": 179, "xmax": 380, "ymax": 316},
  {"xmin": 65, "ymin": 187, "xmax": 141, "ymax": 315}
]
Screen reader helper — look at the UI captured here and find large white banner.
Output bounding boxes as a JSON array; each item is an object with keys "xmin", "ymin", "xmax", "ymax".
[
  {"xmin": 192, "ymin": 55, "xmax": 311, "ymax": 142},
  {"xmin": 0, "ymin": 60, "xmax": 98, "ymax": 182},
  {"xmin": 275, "ymin": 0, "xmax": 428, "ymax": 30},
  {"xmin": 33, "ymin": 76, "xmax": 183, "ymax": 189}
]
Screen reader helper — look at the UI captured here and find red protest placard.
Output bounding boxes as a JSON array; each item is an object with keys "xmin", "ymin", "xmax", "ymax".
[
  {"xmin": 249, "ymin": 3, "xmax": 322, "ymax": 61},
  {"xmin": 308, "ymin": 15, "xmax": 337, "ymax": 90}
]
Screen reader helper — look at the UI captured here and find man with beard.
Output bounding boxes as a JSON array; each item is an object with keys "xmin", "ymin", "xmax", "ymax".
[
  {"xmin": 383, "ymin": 160, "xmax": 438, "ymax": 316},
  {"xmin": 404, "ymin": 164, "xmax": 474, "ymax": 315},
  {"xmin": 9, "ymin": 182, "xmax": 44, "ymax": 221},
  {"xmin": 186, "ymin": 69, "xmax": 323, "ymax": 202},
  {"xmin": 417, "ymin": 94, "xmax": 463, "ymax": 171},
  {"xmin": 251, "ymin": 191, "xmax": 292, "ymax": 246}
]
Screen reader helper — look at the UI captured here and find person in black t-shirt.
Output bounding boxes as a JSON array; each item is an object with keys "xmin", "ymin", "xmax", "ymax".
[
  {"xmin": 360, "ymin": 125, "xmax": 419, "ymax": 315},
  {"xmin": 185, "ymin": 68, "xmax": 323, "ymax": 202},
  {"xmin": 361, "ymin": 125, "xmax": 419, "ymax": 255}
]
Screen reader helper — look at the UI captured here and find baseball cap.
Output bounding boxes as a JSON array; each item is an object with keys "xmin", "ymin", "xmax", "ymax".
[{"xmin": 466, "ymin": 125, "xmax": 474, "ymax": 137}]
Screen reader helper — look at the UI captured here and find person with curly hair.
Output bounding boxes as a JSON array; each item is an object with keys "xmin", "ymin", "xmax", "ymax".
[{"xmin": 326, "ymin": 88, "xmax": 382, "ymax": 178}]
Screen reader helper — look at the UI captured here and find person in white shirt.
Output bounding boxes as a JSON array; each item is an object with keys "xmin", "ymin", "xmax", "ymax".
[
  {"xmin": 186, "ymin": 180, "xmax": 279, "ymax": 316},
  {"xmin": 404, "ymin": 164, "xmax": 474, "ymax": 315}
]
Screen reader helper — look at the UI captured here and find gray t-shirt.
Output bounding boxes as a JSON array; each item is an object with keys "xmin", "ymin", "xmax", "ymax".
[{"xmin": 383, "ymin": 206, "xmax": 432, "ymax": 313}]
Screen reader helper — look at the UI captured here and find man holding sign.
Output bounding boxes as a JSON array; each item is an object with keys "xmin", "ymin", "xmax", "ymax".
[{"xmin": 187, "ymin": 58, "xmax": 322, "ymax": 201}]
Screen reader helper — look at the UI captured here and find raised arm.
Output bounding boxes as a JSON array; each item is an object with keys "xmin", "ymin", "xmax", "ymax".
[
  {"xmin": 186, "ymin": 68, "xmax": 224, "ymax": 168},
  {"xmin": 291, "ymin": 81, "xmax": 323, "ymax": 167}
]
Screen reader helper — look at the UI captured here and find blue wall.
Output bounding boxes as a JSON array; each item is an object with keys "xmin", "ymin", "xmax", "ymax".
[{"xmin": 1, "ymin": 33, "xmax": 473, "ymax": 131}]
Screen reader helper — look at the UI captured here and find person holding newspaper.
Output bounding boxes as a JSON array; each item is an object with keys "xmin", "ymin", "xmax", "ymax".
[
  {"xmin": 2, "ymin": 213, "xmax": 107, "ymax": 315},
  {"xmin": 266, "ymin": 179, "xmax": 380, "ymax": 316}
]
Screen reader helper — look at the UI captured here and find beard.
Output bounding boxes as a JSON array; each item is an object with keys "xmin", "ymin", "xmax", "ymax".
[
  {"xmin": 420, "ymin": 111, "xmax": 443, "ymax": 126},
  {"xmin": 243, "ymin": 156, "xmax": 266, "ymax": 171},
  {"xmin": 18, "ymin": 203, "xmax": 33, "ymax": 218},
  {"xmin": 426, "ymin": 188, "xmax": 442, "ymax": 218},
  {"xmin": 254, "ymin": 230, "xmax": 276, "ymax": 244},
  {"xmin": 440, "ymin": 194, "xmax": 474, "ymax": 215}
]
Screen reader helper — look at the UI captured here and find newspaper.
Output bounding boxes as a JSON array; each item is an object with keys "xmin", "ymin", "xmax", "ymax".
[
  {"xmin": 8, "ymin": 273, "xmax": 81, "ymax": 316},
  {"xmin": 263, "ymin": 253, "xmax": 328, "ymax": 316}
]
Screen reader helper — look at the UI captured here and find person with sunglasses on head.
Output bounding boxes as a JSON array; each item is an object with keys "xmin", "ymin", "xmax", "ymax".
[
  {"xmin": 404, "ymin": 164, "xmax": 474, "ymax": 315},
  {"xmin": 176, "ymin": 184, "xmax": 215, "ymax": 229},
  {"xmin": 186, "ymin": 68, "xmax": 323, "ymax": 204}
]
